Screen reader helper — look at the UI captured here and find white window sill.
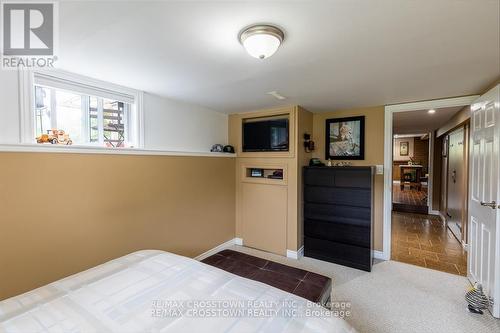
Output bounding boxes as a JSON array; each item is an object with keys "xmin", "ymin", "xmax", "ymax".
[{"xmin": 0, "ymin": 143, "xmax": 236, "ymax": 158}]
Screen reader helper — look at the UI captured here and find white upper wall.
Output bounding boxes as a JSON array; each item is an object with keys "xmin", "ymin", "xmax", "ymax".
[
  {"xmin": 144, "ymin": 93, "xmax": 227, "ymax": 152},
  {"xmin": 0, "ymin": 72, "xmax": 228, "ymax": 152},
  {"xmin": 0, "ymin": 71, "xmax": 21, "ymax": 144}
]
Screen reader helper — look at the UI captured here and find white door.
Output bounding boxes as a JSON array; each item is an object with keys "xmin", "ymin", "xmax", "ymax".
[{"xmin": 468, "ymin": 84, "xmax": 500, "ymax": 318}]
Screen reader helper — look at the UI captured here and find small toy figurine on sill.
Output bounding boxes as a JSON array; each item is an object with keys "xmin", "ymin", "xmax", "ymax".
[{"xmin": 36, "ymin": 129, "xmax": 73, "ymax": 145}]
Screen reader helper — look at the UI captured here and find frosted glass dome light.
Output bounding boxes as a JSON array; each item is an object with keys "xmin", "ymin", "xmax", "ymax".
[{"xmin": 239, "ymin": 25, "xmax": 284, "ymax": 59}]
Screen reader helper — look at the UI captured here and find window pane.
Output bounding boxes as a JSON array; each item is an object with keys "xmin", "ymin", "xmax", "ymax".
[
  {"xmin": 56, "ymin": 90, "xmax": 83, "ymax": 144},
  {"xmin": 89, "ymin": 97, "xmax": 99, "ymax": 143},
  {"xmin": 33, "ymin": 80, "xmax": 136, "ymax": 148},
  {"xmin": 102, "ymin": 98, "xmax": 126, "ymax": 148},
  {"xmin": 34, "ymin": 86, "xmax": 52, "ymax": 138}
]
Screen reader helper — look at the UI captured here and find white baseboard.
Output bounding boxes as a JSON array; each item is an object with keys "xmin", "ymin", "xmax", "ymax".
[
  {"xmin": 194, "ymin": 238, "xmax": 238, "ymax": 261},
  {"xmin": 196, "ymin": 237, "xmax": 304, "ymax": 261},
  {"xmin": 196, "ymin": 239, "xmax": 388, "ymax": 265},
  {"xmin": 374, "ymin": 250, "xmax": 389, "ymax": 260},
  {"xmin": 286, "ymin": 246, "xmax": 304, "ymax": 260}
]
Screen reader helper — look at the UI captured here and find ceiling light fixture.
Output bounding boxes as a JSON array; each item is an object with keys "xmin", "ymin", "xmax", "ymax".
[
  {"xmin": 239, "ymin": 24, "xmax": 284, "ymax": 59},
  {"xmin": 267, "ymin": 91, "xmax": 286, "ymax": 100},
  {"xmin": 428, "ymin": 109, "xmax": 436, "ymax": 114}
]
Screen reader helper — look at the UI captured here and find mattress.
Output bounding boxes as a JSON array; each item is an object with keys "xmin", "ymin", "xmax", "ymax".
[{"xmin": 0, "ymin": 250, "xmax": 355, "ymax": 333}]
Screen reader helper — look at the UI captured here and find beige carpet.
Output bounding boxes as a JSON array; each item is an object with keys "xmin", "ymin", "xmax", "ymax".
[{"xmin": 227, "ymin": 245, "xmax": 500, "ymax": 333}]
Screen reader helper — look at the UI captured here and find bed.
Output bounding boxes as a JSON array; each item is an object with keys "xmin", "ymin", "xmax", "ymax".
[{"xmin": 0, "ymin": 250, "xmax": 355, "ymax": 333}]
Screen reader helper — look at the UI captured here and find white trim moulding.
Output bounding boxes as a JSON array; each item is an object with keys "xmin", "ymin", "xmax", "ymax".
[
  {"xmin": 0, "ymin": 143, "xmax": 236, "ymax": 158},
  {"xmin": 286, "ymin": 246, "xmax": 304, "ymax": 260},
  {"xmin": 383, "ymin": 95, "xmax": 479, "ymax": 262},
  {"xmin": 194, "ymin": 238, "xmax": 239, "ymax": 261},
  {"xmin": 374, "ymin": 250, "xmax": 387, "ymax": 260}
]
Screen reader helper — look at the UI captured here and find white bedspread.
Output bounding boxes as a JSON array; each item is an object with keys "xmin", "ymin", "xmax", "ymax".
[{"xmin": 0, "ymin": 250, "xmax": 354, "ymax": 333}]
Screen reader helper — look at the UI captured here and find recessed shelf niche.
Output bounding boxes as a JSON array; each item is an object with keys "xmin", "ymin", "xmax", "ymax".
[{"xmin": 241, "ymin": 165, "xmax": 288, "ymax": 186}]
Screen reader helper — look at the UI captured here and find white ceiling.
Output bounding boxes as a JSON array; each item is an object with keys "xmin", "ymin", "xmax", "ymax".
[
  {"xmin": 393, "ymin": 106, "xmax": 464, "ymax": 135},
  {"xmin": 57, "ymin": 1, "xmax": 500, "ymax": 114}
]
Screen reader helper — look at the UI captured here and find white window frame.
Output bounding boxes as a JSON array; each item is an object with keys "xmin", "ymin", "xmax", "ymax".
[{"xmin": 19, "ymin": 69, "xmax": 144, "ymax": 149}]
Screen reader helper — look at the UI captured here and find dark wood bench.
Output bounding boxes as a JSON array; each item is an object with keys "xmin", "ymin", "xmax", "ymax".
[{"xmin": 202, "ymin": 249, "xmax": 331, "ymax": 306}]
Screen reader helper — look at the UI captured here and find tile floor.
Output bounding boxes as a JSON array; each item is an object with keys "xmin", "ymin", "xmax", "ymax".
[
  {"xmin": 391, "ymin": 212, "xmax": 467, "ymax": 276},
  {"xmin": 392, "ymin": 183, "xmax": 427, "ymax": 206}
]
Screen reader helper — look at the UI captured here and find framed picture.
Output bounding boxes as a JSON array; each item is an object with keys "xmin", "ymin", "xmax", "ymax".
[
  {"xmin": 400, "ymin": 141, "xmax": 409, "ymax": 156},
  {"xmin": 325, "ymin": 116, "xmax": 365, "ymax": 160}
]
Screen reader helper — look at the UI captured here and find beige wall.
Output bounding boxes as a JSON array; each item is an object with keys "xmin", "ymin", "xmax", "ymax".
[
  {"xmin": 0, "ymin": 153, "xmax": 235, "ymax": 300},
  {"xmin": 312, "ymin": 106, "xmax": 385, "ymax": 251}
]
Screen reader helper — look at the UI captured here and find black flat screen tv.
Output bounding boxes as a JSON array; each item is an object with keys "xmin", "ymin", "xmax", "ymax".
[{"xmin": 242, "ymin": 117, "xmax": 289, "ymax": 152}]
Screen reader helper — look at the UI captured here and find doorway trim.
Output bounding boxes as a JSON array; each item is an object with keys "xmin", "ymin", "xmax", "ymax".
[{"xmin": 382, "ymin": 95, "xmax": 480, "ymax": 260}]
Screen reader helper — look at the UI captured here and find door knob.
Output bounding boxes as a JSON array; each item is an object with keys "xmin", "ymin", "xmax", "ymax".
[{"xmin": 480, "ymin": 201, "xmax": 497, "ymax": 209}]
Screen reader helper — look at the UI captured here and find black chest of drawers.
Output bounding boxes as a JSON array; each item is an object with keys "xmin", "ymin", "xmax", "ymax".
[{"xmin": 303, "ymin": 166, "xmax": 374, "ymax": 271}]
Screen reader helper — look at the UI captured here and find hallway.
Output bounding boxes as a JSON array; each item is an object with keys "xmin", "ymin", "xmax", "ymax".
[
  {"xmin": 392, "ymin": 183, "xmax": 427, "ymax": 206},
  {"xmin": 391, "ymin": 212, "xmax": 467, "ymax": 276},
  {"xmin": 392, "ymin": 183, "xmax": 428, "ymax": 214}
]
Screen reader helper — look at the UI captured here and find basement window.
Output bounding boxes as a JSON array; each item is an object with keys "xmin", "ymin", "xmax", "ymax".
[{"xmin": 24, "ymin": 71, "xmax": 143, "ymax": 148}]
